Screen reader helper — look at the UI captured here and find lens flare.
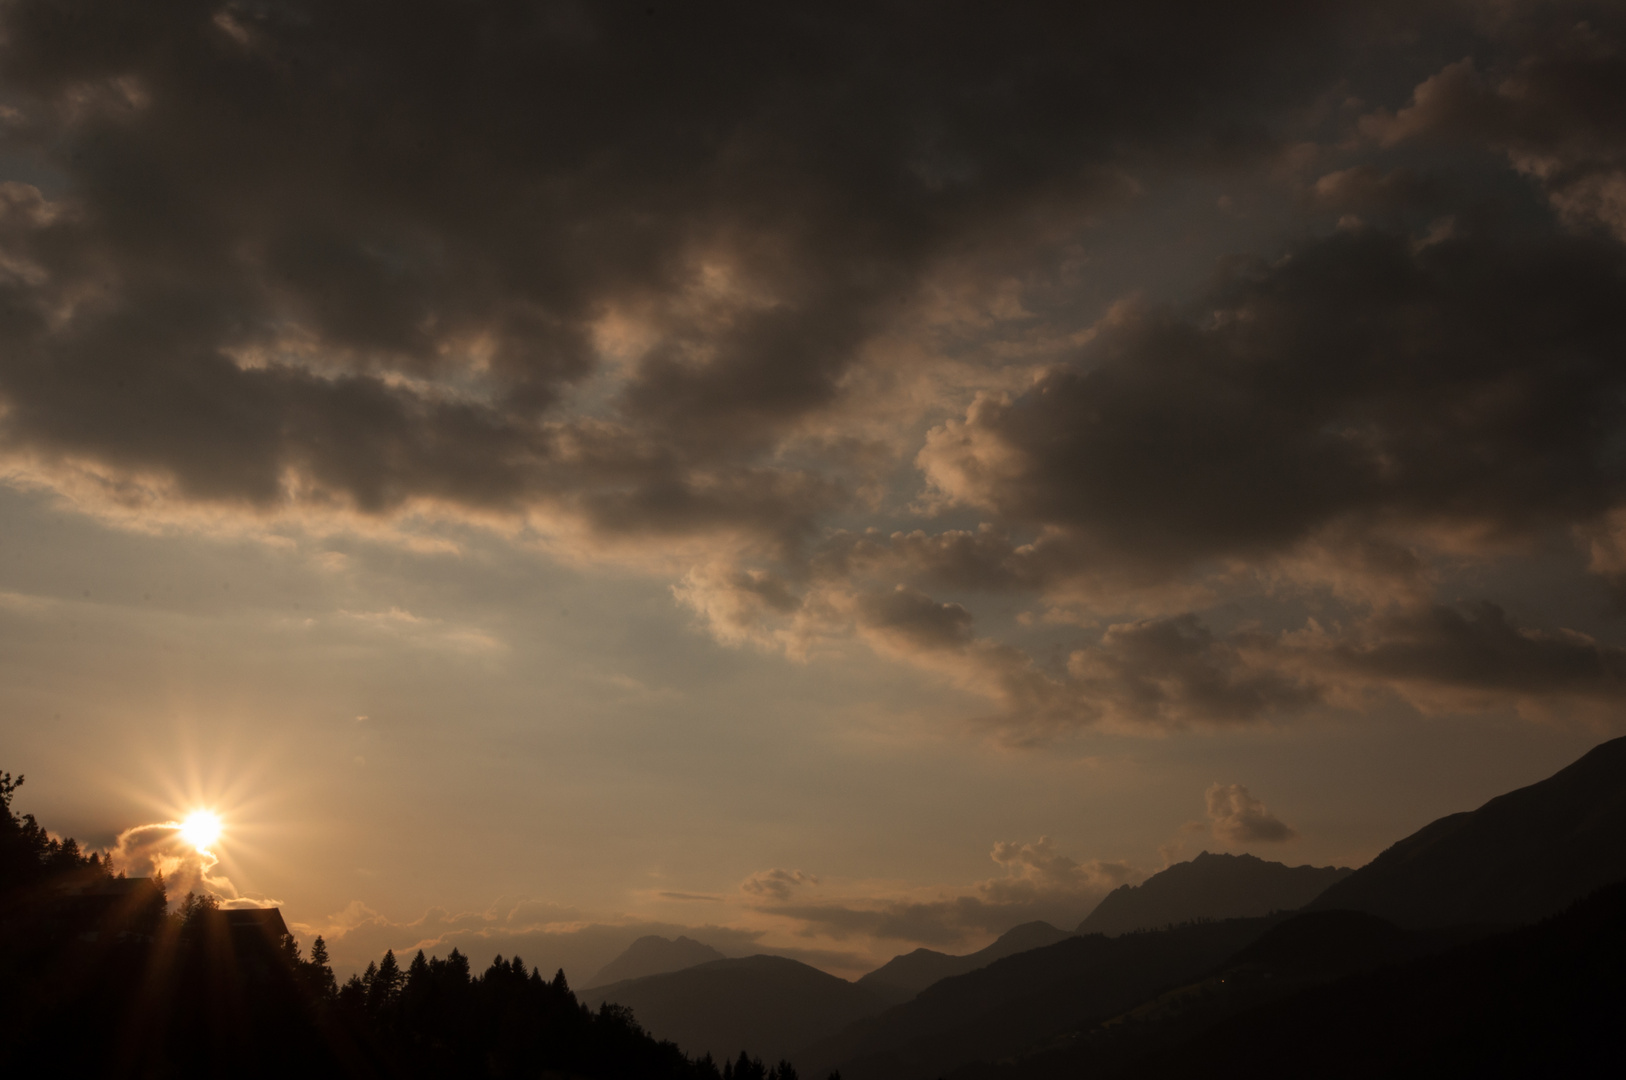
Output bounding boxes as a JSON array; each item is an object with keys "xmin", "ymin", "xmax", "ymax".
[{"xmin": 178, "ymin": 810, "xmax": 222, "ymax": 853}]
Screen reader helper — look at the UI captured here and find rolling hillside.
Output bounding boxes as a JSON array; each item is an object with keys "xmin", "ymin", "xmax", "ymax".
[
  {"xmin": 582, "ymin": 955, "xmax": 886, "ymax": 1063},
  {"xmin": 857, "ymin": 921, "xmax": 1074, "ymax": 1003}
]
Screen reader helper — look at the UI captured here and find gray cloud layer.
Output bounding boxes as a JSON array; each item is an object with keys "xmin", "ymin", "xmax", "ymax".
[
  {"xmin": 747, "ymin": 838, "xmax": 1135, "ymax": 947},
  {"xmin": 4, "ymin": 1, "xmax": 1626, "ymax": 736},
  {"xmin": 0, "ymin": 0, "xmax": 1369, "ymax": 529}
]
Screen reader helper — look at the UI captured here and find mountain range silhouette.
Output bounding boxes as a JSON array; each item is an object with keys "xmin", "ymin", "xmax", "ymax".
[
  {"xmin": 583, "ymin": 851, "xmax": 1359, "ymax": 1064},
  {"xmin": 7, "ymin": 735, "xmax": 1625, "ymax": 1076},
  {"xmin": 811, "ymin": 733, "xmax": 1626, "ymax": 1079},
  {"xmin": 580, "ymin": 921, "xmax": 1081, "ymax": 1056},
  {"xmin": 581, "ymin": 733, "xmax": 1626, "ymax": 1077}
]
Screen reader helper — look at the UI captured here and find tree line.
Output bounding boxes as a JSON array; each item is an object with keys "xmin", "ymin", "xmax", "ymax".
[{"xmin": 0, "ymin": 770, "xmax": 821, "ymax": 1080}]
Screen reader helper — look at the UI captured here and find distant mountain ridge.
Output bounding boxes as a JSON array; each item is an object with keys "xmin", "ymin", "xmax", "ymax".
[
  {"xmin": 858, "ymin": 921, "xmax": 1075, "ymax": 1003},
  {"xmin": 582, "ymin": 954, "xmax": 886, "ymax": 1062},
  {"xmin": 1307, "ymin": 733, "xmax": 1626, "ymax": 927},
  {"xmin": 586, "ymin": 934, "xmax": 727, "ymax": 988},
  {"xmin": 1077, "ymin": 852, "xmax": 1352, "ymax": 937}
]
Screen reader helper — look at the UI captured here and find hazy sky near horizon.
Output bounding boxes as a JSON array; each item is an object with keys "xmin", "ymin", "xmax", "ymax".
[{"xmin": 2, "ymin": 0, "xmax": 1625, "ymax": 979}]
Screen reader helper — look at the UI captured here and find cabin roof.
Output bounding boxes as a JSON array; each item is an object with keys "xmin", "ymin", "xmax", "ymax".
[{"xmin": 217, "ymin": 906, "xmax": 292, "ymax": 939}]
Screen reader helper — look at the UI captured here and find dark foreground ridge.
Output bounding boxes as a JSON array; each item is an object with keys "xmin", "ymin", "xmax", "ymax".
[
  {"xmin": 961, "ymin": 879, "xmax": 1626, "ymax": 1079},
  {"xmin": 796, "ymin": 917, "xmax": 1277, "ymax": 1080},
  {"xmin": 0, "ymin": 771, "xmax": 818, "ymax": 1080},
  {"xmin": 1137, "ymin": 878, "xmax": 1626, "ymax": 1078},
  {"xmin": 1307, "ymin": 733, "xmax": 1626, "ymax": 927}
]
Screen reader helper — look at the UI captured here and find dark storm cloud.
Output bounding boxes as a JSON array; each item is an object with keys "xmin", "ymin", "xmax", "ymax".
[
  {"xmin": 1306, "ymin": 166, "xmax": 1452, "ymax": 219},
  {"xmin": 1104, "ymin": 602, "xmax": 1626, "ymax": 725},
  {"xmin": 0, "ymin": 0, "xmax": 1388, "ymax": 536},
  {"xmin": 684, "ymin": 556, "xmax": 1626, "ymax": 733},
  {"xmin": 919, "ymin": 220, "xmax": 1626, "ymax": 575},
  {"xmin": 1334, "ymin": 602, "xmax": 1626, "ymax": 700},
  {"xmin": 1059, "ymin": 603, "xmax": 1626, "ymax": 730},
  {"xmin": 1067, "ymin": 616, "xmax": 1318, "ymax": 726},
  {"xmin": 1363, "ymin": 12, "xmax": 1626, "ymax": 240},
  {"xmin": 7, "ymin": 0, "xmax": 1626, "ymax": 736}
]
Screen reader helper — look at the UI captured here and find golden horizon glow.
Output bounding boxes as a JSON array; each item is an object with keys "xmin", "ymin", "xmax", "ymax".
[{"xmin": 178, "ymin": 810, "xmax": 223, "ymax": 853}]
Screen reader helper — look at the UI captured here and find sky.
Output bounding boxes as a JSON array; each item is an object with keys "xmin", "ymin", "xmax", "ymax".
[{"xmin": 2, "ymin": 0, "xmax": 1624, "ymax": 981}]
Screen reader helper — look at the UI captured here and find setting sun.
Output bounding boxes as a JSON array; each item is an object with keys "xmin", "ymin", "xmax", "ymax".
[{"xmin": 178, "ymin": 810, "xmax": 222, "ymax": 853}]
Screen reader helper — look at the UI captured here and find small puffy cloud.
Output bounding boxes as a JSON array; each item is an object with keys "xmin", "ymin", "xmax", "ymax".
[
  {"xmin": 857, "ymin": 585, "xmax": 976, "ymax": 653},
  {"xmin": 989, "ymin": 835, "xmax": 1082, "ymax": 880},
  {"xmin": 1205, "ymin": 784, "xmax": 1297, "ymax": 845},
  {"xmin": 765, "ymin": 898, "xmax": 980, "ymax": 947},
  {"xmin": 983, "ymin": 836, "xmax": 1136, "ymax": 905},
  {"xmin": 108, "ymin": 822, "xmax": 209, "ymax": 894},
  {"xmin": 671, "ymin": 564, "xmax": 817, "ymax": 653},
  {"xmin": 740, "ymin": 868, "xmax": 819, "ymax": 902}
]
